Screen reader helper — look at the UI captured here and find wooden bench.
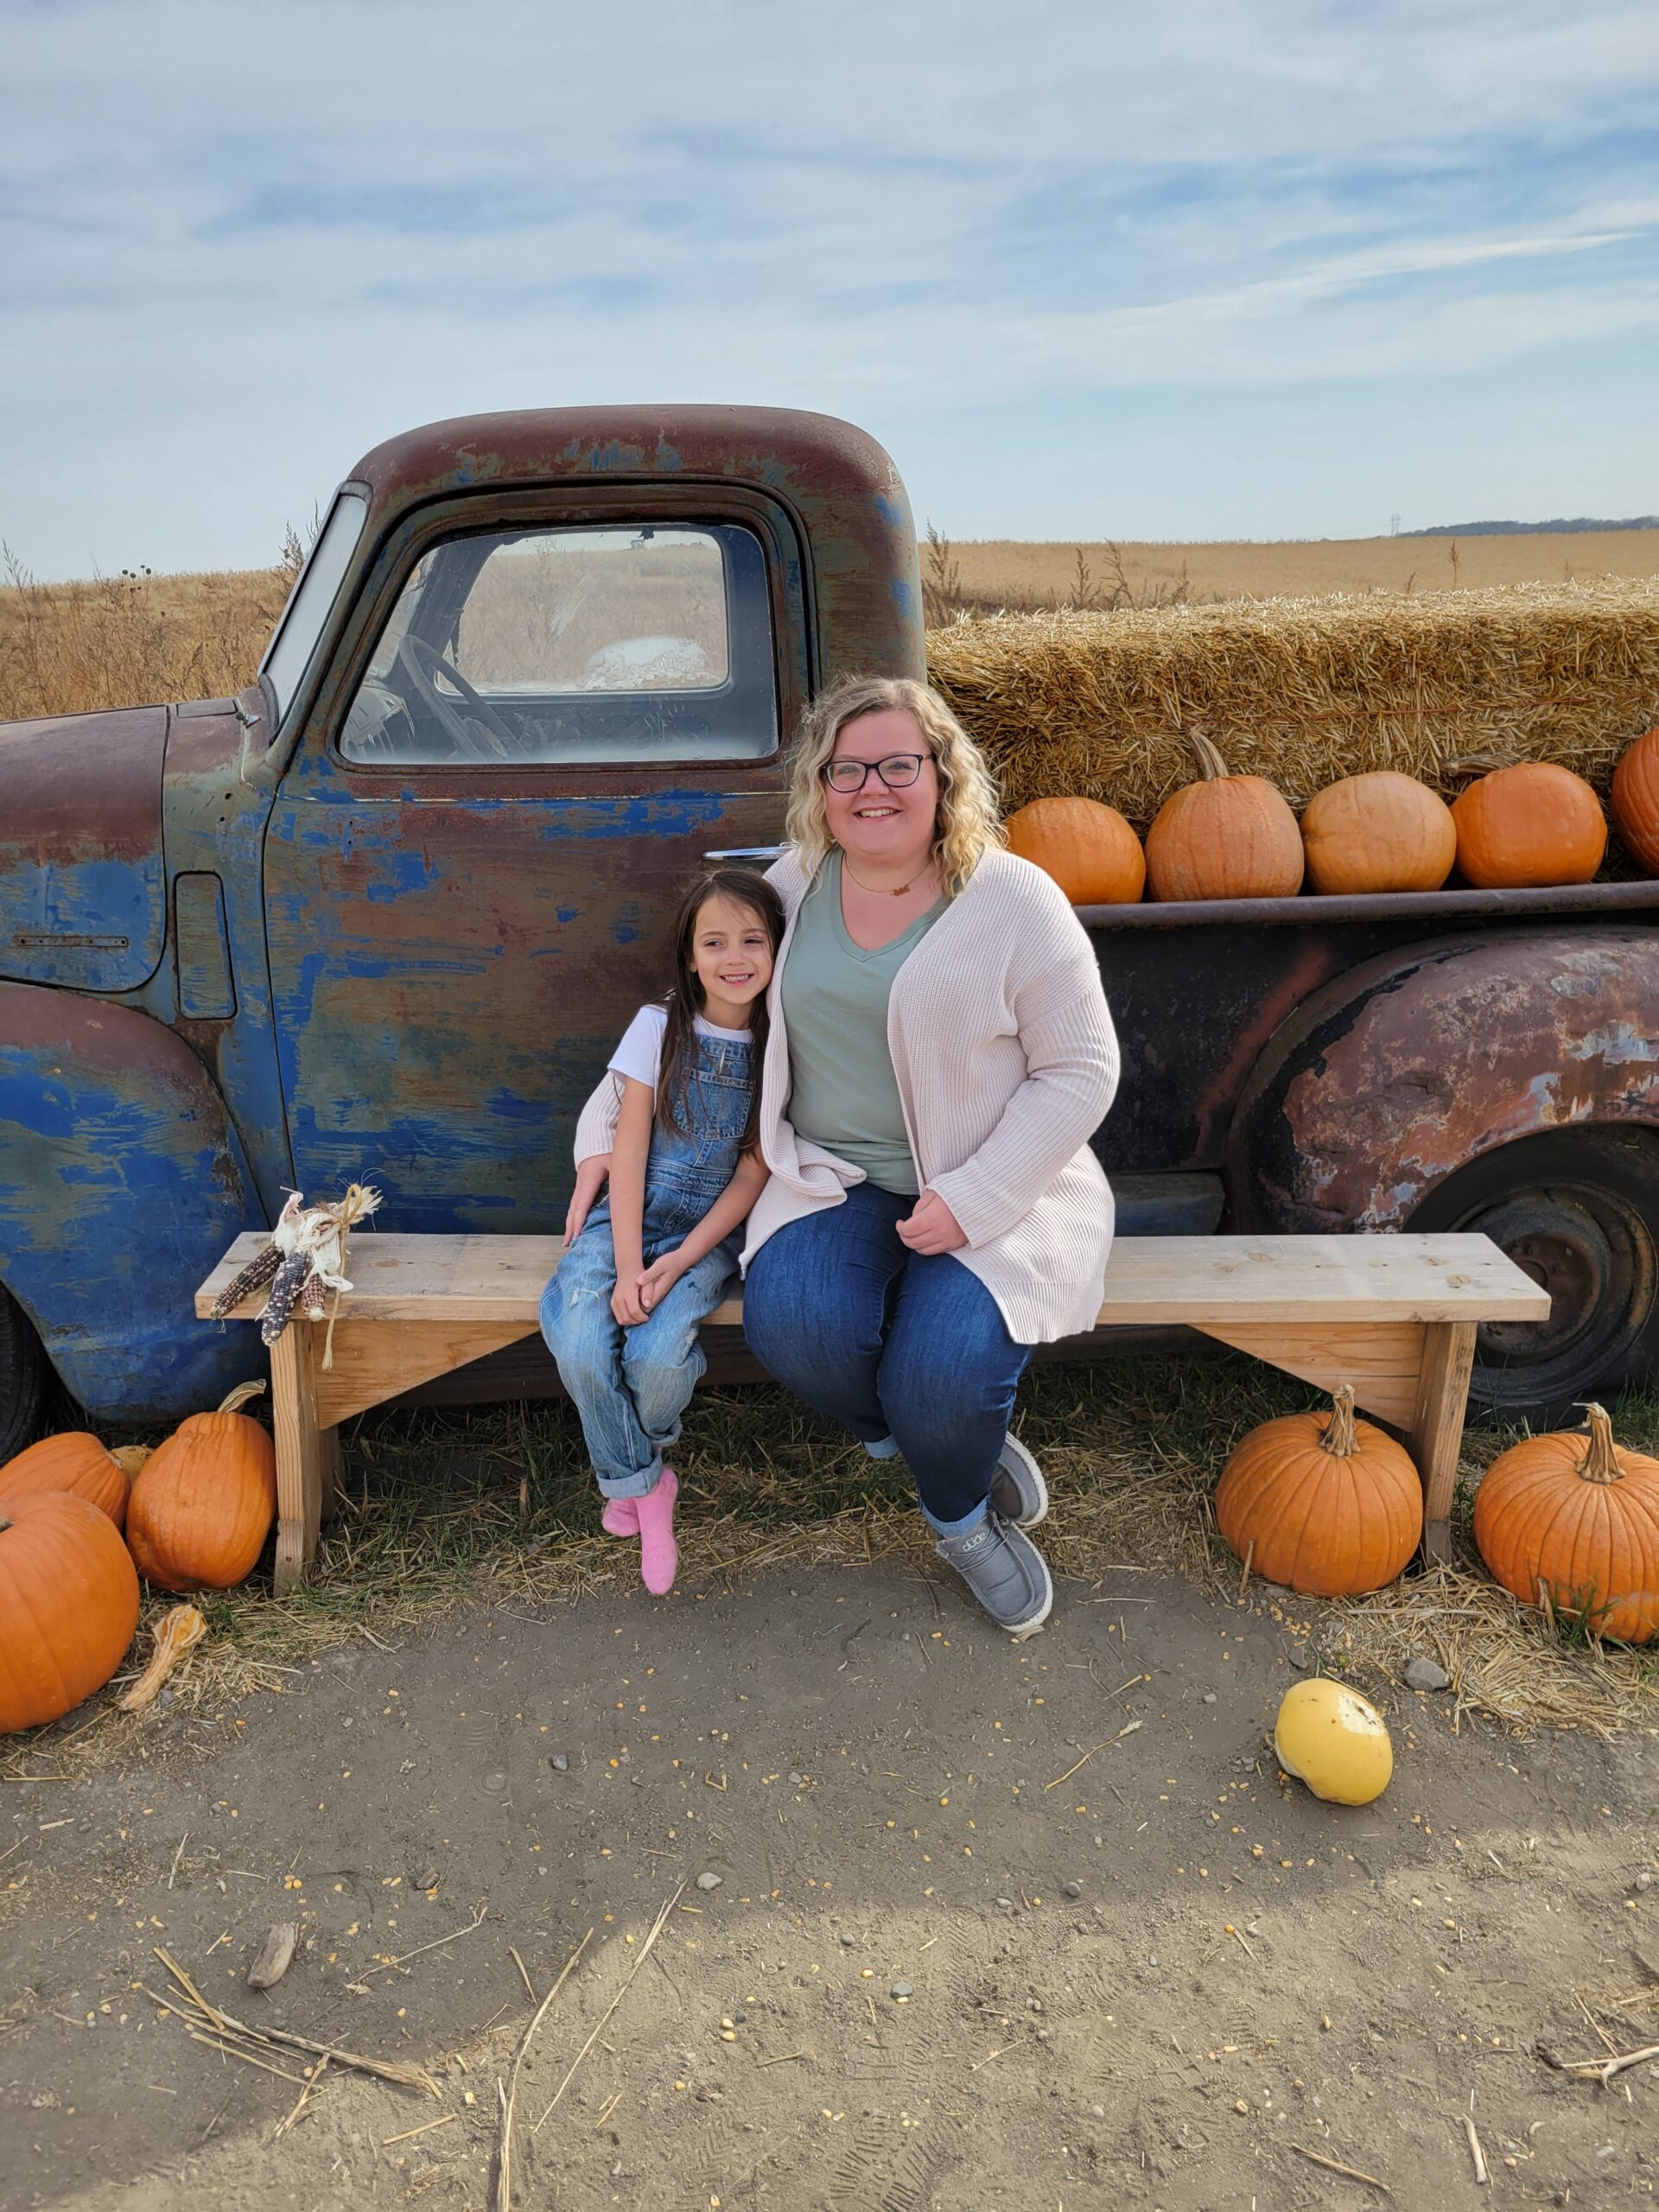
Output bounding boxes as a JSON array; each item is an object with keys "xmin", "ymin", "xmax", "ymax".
[{"xmin": 195, "ymin": 1231, "xmax": 1549, "ymax": 1590}]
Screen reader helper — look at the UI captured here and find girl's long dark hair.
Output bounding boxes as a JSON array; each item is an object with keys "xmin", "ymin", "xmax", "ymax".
[{"xmin": 655, "ymin": 868, "xmax": 785, "ymax": 1148}]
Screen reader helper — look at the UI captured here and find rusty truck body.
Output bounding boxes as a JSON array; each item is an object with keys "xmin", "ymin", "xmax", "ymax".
[{"xmin": 3, "ymin": 404, "xmax": 1656, "ymax": 1455}]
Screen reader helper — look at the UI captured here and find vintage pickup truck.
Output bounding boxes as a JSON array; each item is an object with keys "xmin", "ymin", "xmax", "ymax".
[{"xmin": 3, "ymin": 404, "xmax": 1657, "ymax": 1457}]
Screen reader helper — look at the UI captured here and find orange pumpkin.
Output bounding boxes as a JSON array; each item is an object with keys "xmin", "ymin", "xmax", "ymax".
[
  {"xmin": 1450, "ymin": 761, "xmax": 1606, "ymax": 889},
  {"xmin": 1216, "ymin": 1384, "xmax": 1423, "ymax": 1597},
  {"xmin": 1005, "ymin": 796, "xmax": 1145, "ymax": 905},
  {"xmin": 1144, "ymin": 730, "xmax": 1304, "ymax": 902},
  {"xmin": 0, "ymin": 1491, "xmax": 141, "ymax": 1732},
  {"xmin": 1300, "ymin": 772, "xmax": 1457, "ymax": 896},
  {"xmin": 1473, "ymin": 1403, "xmax": 1659, "ymax": 1643},
  {"xmin": 1611, "ymin": 727, "xmax": 1659, "ymax": 875},
  {"xmin": 125, "ymin": 1382, "xmax": 276, "ymax": 1593},
  {"xmin": 0, "ymin": 1432, "xmax": 130, "ymax": 1529}
]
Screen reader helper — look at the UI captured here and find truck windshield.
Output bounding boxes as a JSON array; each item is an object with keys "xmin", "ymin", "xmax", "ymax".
[
  {"xmin": 259, "ymin": 490, "xmax": 370, "ymax": 725},
  {"xmin": 339, "ymin": 519, "xmax": 778, "ymax": 767}
]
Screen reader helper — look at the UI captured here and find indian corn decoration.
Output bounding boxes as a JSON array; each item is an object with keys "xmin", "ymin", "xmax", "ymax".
[{"xmin": 208, "ymin": 1183, "xmax": 383, "ymax": 1367}]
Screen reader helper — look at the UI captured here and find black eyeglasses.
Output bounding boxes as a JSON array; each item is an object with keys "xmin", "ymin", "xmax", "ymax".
[{"xmin": 820, "ymin": 753, "xmax": 927, "ymax": 794}]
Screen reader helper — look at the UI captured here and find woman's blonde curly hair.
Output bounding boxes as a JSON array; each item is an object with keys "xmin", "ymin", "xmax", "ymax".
[{"xmin": 783, "ymin": 675, "xmax": 1005, "ymax": 898}]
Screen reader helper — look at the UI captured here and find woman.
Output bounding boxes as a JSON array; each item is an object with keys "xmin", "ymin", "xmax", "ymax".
[{"xmin": 568, "ymin": 674, "xmax": 1119, "ymax": 1634}]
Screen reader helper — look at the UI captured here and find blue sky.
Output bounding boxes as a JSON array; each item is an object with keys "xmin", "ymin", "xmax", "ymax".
[{"xmin": 2, "ymin": 0, "xmax": 1656, "ymax": 575}]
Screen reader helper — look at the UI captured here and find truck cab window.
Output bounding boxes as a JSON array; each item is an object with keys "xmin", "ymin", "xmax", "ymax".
[{"xmin": 340, "ymin": 522, "xmax": 777, "ymax": 766}]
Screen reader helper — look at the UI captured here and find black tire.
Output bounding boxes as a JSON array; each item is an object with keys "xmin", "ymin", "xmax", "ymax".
[
  {"xmin": 0, "ymin": 1281, "xmax": 47, "ymax": 1463},
  {"xmin": 1408, "ymin": 1125, "xmax": 1659, "ymax": 1426}
]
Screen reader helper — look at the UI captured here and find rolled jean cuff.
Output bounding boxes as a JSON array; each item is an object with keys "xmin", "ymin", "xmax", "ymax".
[
  {"xmin": 863, "ymin": 1434, "xmax": 901, "ymax": 1461},
  {"xmin": 923, "ymin": 1498, "xmax": 989, "ymax": 1539},
  {"xmin": 595, "ymin": 1457, "xmax": 664, "ymax": 1502}
]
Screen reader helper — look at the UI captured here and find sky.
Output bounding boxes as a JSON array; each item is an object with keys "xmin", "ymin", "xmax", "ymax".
[{"xmin": 3, "ymin": 0, "xmax": 1656, "ymax": 577}]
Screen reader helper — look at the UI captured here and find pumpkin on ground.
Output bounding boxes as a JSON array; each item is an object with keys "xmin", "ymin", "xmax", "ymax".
[
  {"xmin": 1473, "ymin": 1402, "xmax": 1659, "ymax": 1643},
  {"xmin": 125, "ymin": 1382, "xmax": 276, "ymax": 1594},
  {"xmin": 1274, "ymin": 1678, "xmax": 1393, "ymax": 1805},
  {"xmin": 1004, "ymin": 795, "xmax": 1145, "ymax": 905},
  {"xmin": 1144, "ymin": 729, "xmax": 1304, "ymax": 902},
  {"xmin": 1450, "ymin": 760, "xmax": 1607, "ymax": 889},
  {"xmin": 0, "ymin": 1491, "xmax": 141, "ymax": 1732},
  {"xmin": 1611, "ymin": 726, "xmax": 1659, "ymax": 875},
  {"xmin": 1300, "ymin": 771, "xmax": 1457, "ymax": 896},
  {"xmin": 1216, "ymin": 1383, "xmax": 1423, "ymax": 1597},
  {"xmin": 0, "ymin": 1432, "xmax": 130, "ymax": 1529}
]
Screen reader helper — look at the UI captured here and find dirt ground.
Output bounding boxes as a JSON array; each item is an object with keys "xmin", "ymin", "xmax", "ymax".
[{"xmin": 4, "ymin": 1556, "xmax": 1659, "ymax": 2212}]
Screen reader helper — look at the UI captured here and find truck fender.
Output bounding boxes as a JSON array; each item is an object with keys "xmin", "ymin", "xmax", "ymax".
[
  {"xmin": 1224, "ymin": 928, "xmax": 1659, "ymax": 1231},
  {"xmin": 0, "ymin": 982, "xmax": 268, "ymax": 1422}
]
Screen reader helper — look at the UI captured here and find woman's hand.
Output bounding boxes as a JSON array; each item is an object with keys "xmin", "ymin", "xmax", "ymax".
[
  {"xmin": 895, "ymin": 1190, "xmax": 968, "ymax": 1255},
  {"xmin": 611, "ymin": 1276, "xmax": 651, "ymax": 1328},
  {"xmin": 565, "ymin": 1154, "xmax": 611, "ymax": 1243}
]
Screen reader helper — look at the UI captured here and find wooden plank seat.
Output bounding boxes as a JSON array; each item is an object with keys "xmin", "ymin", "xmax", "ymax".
[{"xmin": 195, "ymin": 1231, "xmax": 1549, "ymax": 1591}]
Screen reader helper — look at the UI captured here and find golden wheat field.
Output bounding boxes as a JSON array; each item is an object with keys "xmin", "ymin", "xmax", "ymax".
[
  {"xmin": 934, "ymin": 528, "xmax": 1659, "ymax": 619},
  {"xmin": 2, "ymin": 529, "xmax": 1657, "ymax": 730}
]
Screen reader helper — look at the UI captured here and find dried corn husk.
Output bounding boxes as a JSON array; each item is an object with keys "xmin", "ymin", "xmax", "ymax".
[{"xmin": 118, "ymin": 1604, "xmax": 207, "ymax": 1712}]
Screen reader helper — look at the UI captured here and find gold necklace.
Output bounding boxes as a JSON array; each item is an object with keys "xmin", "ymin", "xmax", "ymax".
[{"xmin": 842, "ymin": 853, "xmax": 932, "ymax": 899}]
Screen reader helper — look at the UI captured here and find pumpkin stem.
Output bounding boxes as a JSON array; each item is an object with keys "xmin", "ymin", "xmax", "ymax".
[
  {"xmin": 1576, "ymin": 1402, "xmax": 1624, "ymax": 1485},
  {"xmin": 1319, "ymin": 1384, "xmax": 1359, "ymax": 1459},
  {"xmin": 217, "ymin": 1380, "xmax": 269, "ymax": 1418},
  {"xmin": 0, "ymin": 1515, "xmax": 10, "ymax": 1535},
  {"xmin": 1446, "ymin": 753, "xmax": 1510, "ymax": 780},
  {"xmin": 1183, "ymin": 726, "xmax": 1231, "ymax": 782}
]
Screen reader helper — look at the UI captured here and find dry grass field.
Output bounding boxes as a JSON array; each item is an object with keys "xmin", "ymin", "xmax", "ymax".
[
  {"xmin": 931, "ymin": 527, "xmax": 1659, "ymax": 620},
  {"xmin": 0, "ymin": 555, "xmax": 287, "ymax": 723},
  {"xmin": 3, "ymin": 528, "xmax": 1657, "ymax": 725}
]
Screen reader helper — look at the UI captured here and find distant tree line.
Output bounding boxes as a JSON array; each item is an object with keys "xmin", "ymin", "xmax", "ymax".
[{"xmin": 1407, "ymin": 516, "xmax": 1659, "ymax": 537}]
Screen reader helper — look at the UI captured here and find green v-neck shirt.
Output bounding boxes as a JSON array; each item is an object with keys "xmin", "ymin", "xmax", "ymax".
[{"xmin": 779, "ymin": 850, "xmax": 948, "ymax": 1197}]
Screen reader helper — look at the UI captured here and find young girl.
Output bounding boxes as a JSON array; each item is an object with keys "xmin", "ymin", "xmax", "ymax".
[{"xmin": 539, "ymin": 868, "xmax": 784, "ymax": 1594}]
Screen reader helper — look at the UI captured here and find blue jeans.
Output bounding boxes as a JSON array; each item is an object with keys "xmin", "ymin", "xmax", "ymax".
[
  {"xmin": 741, "ymin": 1184, "xmax": 1034, "ymax": 1534},
  {"xmin": 540, "ymin": 1218, "xmax": 738, "ymax": 1497},
  {"xmin": 543, "ymin": 1030, "xmax": 754, "ymax": 1498}
]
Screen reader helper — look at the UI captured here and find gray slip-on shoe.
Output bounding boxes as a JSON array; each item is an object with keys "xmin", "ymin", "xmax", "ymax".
[
  {"xmin": 989, "ymin": 1432, "xmax": 1048, "ymax": 1529},
  {"xmin": 935, "ymin": 1512, "xmax": 1053, "ymax": 1637}
]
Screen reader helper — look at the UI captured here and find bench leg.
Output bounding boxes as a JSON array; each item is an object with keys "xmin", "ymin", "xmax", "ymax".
[
  {"xmin": 1408, "ymin": 1321, "xmax": 1478, "ymax": 1566},
  {"xmin": 319, "ymin": 1421, "xmax": 342, "ymax": 1527},
  {"xmin": 270, "ymin": 1324, "xmax": 327, "ymax": 1592}
]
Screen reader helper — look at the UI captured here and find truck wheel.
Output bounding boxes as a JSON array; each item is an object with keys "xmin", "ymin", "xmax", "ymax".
[
  {"xmin": 0, "ymin": 1281, "xmax": 46, "ymax": 1463},
  {"xmin": 1408, "ymin": 1126, "xmax": 1659, "ymax": 1426}
]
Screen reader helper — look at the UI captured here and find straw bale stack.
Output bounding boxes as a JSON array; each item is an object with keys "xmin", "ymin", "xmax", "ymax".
[{"xmin": 926, "ymin": 576, "xmax": 1659, "ymax": 830}]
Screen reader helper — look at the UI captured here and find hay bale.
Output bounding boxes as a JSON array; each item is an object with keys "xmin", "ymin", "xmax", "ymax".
[{"xmin": 926, "ymin": 576, "xmax": 1659, "ymax": 830}]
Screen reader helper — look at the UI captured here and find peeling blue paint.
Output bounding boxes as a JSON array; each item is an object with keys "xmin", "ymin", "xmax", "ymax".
[{"xmin": 0, "ymin": 992, "xmax": 265, "ymax": 1420}]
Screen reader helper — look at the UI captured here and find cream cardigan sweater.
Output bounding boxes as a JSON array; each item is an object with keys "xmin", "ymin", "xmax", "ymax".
[{"xmin": 574, "ymin": 845, "xmax": 1120, "ymax": 1344}]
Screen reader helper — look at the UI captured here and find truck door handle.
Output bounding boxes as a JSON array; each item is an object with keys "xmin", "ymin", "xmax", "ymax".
[{"xmin": 702, "ymin": 845, "xmax": 788, "ymax": 861}]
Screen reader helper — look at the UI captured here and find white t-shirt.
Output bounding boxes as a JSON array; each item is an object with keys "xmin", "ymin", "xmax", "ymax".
[{"xmin": 608, "ymin": 1004, "xmax": 753, "ymax": 1091}]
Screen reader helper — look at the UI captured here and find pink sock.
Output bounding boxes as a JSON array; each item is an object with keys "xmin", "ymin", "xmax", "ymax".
[
  {"xmin": 601, "ymin": 1497, "xmax": 641, "ymax": 1536},
  {"xmin": 636, "ymin": 1467, "xmax": 679, "ymax": 1595}
]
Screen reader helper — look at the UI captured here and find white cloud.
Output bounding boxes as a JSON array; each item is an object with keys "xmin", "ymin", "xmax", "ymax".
[{"xmin": 1, "ymin": 0, "xmax": 1655, "ymax": 568}]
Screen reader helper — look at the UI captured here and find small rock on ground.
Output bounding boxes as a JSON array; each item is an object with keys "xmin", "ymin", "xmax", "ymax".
[{"xmin": 1405, "ymin": 1656, "xmax": 1451, "ymax": 1692}]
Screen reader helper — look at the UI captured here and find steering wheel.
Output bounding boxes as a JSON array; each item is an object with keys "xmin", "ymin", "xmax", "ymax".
[{"xmin": 393, "ymin": 635, "xmax": 518, "ymax": 761}]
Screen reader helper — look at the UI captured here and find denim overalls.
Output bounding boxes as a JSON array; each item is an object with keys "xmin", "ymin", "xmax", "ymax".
[{"xmin": 539, "ymin": 1033, "xmax": 754, "ymax": 1498}]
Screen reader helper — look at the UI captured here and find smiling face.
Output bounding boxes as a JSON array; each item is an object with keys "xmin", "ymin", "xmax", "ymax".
[
  {"xmin": 823, "ymin": 707, "xmax": 941, "ymax": 878},
  {"xmin": 688, "ymin": 892, "xmax": 775, "ymax": 1024}
]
